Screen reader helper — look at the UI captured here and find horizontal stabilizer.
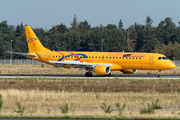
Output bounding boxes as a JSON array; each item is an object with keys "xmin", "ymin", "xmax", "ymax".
[{"xmin": 5, "ymin": 51, "xmax": 37, "ymax": 57}]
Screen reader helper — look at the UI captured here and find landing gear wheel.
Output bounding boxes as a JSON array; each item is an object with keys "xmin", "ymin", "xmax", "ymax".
[
  {"xmin": 155, "ymin": 74, "xmax": 160, "ymax": 77},
  {"xmin": 85, "ymin": 72, "xmax": 93, "ymax": 77},
  {"xmin": 155, "ymin": 70, "xmax": 160, "ymax": 77},
  {"xmin": 103, "ymin": 73, "xmax": 111, "ymax": 76}
]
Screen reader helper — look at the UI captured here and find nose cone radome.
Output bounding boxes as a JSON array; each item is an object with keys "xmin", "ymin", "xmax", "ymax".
[{"xmin": 169, "ymin": 62, "xmax": 176, "ymax": 69}]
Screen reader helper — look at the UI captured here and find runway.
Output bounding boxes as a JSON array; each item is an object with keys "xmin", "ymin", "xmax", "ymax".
[{"xmin": 0, "ymin": 74, "xmax": 179, "ymax": 79}]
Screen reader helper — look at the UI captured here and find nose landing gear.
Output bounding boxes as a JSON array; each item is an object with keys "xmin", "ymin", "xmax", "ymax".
[{"xmin": 155, "ymin": 70, "xmax": 161, "ymax": 77}]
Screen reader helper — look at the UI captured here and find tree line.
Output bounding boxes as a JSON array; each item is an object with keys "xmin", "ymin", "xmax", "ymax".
[{"xmin": 1, "ymin": 15, "xmax": 180, "ymax": 59}]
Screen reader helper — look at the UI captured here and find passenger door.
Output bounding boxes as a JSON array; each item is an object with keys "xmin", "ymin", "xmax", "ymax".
[{"xmin": 149, "ymin": 56, "xmax": 154, "ymax": 65}]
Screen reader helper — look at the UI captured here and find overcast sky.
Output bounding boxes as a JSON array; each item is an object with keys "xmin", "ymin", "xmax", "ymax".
[{"xmin": 1, "ymin": 0, "xmax": 180, "ymax": 30}]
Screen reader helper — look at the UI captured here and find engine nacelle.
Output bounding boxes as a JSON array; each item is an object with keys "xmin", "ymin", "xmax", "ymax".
[
  {"xmin": 121, "ymin": 69, "xmax": 137, "ymax": 74},
  {"xmin": 93, "ymin": 65, "xmax": 111, "ymax": 75}
]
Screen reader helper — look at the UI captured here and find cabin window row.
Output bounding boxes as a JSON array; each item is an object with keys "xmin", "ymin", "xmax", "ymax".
[{"xmin": 52, "ymin": 55, "xmax": 141, "ymax": 59}]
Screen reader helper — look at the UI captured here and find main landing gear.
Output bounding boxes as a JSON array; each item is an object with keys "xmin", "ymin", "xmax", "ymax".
[
  {"xmin": 155, "ymin": 70, "xmax": 160, "ymax": 77},
  {"xmin": 85, "ymin": 72, "xmax": 93, "ymax": 77}
]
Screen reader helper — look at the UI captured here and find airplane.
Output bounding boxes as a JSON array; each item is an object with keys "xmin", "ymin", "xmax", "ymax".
[{"xmin": 6, "ymin": 26, "xmax": 176, "ymax": 77}]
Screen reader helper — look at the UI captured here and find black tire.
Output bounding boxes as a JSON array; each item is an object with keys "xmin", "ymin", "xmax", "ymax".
[
  {"xmin": 155, "ymin": 74, "xmax": 160, "ymax": 77},
  {"xmin": 85, "ymin": 72, "xmax": 93, "ymax": 77}
]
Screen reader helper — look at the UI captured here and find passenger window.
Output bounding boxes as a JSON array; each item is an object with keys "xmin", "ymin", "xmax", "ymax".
[
  {"xmin": 116, "ymin": 57, "xmax": 118, "ymax": 59},
  {"xmin": 95, "ymin": 56, "xmax": 97, "ymax": 58},
  {"xmin": 129, "ymin": 57, "xmax": 131, "ymax": 59},
  {"xmin": 110, "ymin": 57, "xmax": 111, "ymax": 59},
  {"xmin": 99, "ymin": 57, "xmax": 101, "ymax": 58},
  {"xmin": 106, "ymin": 57, "xmax": 108, "ymax": 59},
  {"xmin": 92, "ymin": 56, "xmax": 94, "ymax": 58},
  {"xmin": 89, "ymin": 56, "xmax": 91, "ymax": 58}
]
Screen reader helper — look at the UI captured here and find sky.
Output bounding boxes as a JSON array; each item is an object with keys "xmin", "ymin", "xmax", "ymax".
[{"xmin": 0, "ymin": 0, "xmax": 180, "ymax": 30}]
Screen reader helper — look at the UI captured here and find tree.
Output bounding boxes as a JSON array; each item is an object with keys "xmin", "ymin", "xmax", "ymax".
[
  {"xmin": 129, "ymin": 25, "xmax": 137, "ymax": 51},
  {"xmin": 141, "ymin": 16, "xmax": 157, "ymax": 52},
  {"xmin": 118, "ymin": 19, "xmax": 123, "ymax": 31},
  {"xmin": 106, "ymin": 24, "xmax": 117, "ymax": 30},
  {"xmin": 57, "ymin": 23, "xmax": 68, "ymax": 33},
  {"xmin": 145, "ymin": 16, "xmax": 153, "ymax": 27},
  {"xmin": 78, "ymin": 20, "xmax": 91, "ymax": 31},
  {"xmin": 71, "ymin": 15, "xmax": 78, "ymax": 30},
  {"xmin": 156, "ymin": 17, "xmax": 176, "ymax": 44}
]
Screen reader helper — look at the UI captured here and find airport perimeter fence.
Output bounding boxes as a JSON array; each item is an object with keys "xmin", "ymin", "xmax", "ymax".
[
  {"xmin": 0, "ymin": 59, "xmax": 180, "ymax": 66},
  {"xmin": 0, "ymin": 59, "xmax": 44, "ymax": 65}
]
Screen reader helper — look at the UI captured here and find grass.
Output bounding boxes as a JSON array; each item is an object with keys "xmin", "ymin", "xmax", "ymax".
[
  {"xmin": 140, "ymin": 99, "xmax": 162, "ymax": 114},
  {"xmin": 0, "ymin": 64, "xmax": 179, "ymax": 75},
  {"xmin": 60, "ymin": 103, "xmax": 74, "ymax": 114},
  {"xmin": 0, "ymin": 78, "xmax": 180, "ymax": 92},
  {"xmin": 0, "ymin": 89, "xmax": 180, "ymax": 117},
  {"xmin": 101, "ymin": 102, "xmax": 113, "ymax": 114},
  {"xmin": 0, "ymin": 94, "xmax": 3, "ymax": 114},
  {"xmin": 115, "ymin": 103, "xmax": 126, "ymax": 116},
  {"xmin": 1, "ymin": 115, "xmax": 180, "ymax": 120},
  {"xmin": 14, "ymin": 102, "xmax": 25, "ymax": 116},
  {"xmin": 0, "ymin": 64, "xmax": 179, "ymax": 118}
]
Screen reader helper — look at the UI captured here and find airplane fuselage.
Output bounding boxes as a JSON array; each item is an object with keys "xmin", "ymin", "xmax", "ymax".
[{"xmin": 30, "ymin": 51, "xmax": 175, "ymax": 71}]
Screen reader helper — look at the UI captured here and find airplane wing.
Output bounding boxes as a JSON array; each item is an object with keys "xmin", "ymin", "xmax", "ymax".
[
  {"xmin": 48, "ymin": 60, "xmax": 113, "ymax": 70},
  {"xmin": 5, "ymin": 51, "xmax": 37, "ymax": 57}
]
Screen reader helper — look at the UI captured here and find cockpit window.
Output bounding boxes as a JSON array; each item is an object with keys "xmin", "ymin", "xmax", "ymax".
[
  {"xmin": 163, "ymin": 57, "xmax": 169, "ymax": 60},
  {"xmin": 158, "ymin": 57, "xmax": 169, "ymax": 60},
  {"xmin": 158, "ymin": 57, "xmax": 162, "ymax": 60}
]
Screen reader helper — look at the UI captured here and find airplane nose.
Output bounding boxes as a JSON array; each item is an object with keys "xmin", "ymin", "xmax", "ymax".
[{"xmin": 169, "ymin": 62, "xmax": 176, "ymax": 69}]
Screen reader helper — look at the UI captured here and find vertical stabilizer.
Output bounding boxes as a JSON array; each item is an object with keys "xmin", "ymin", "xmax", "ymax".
[{"xmin": 25, "ymin": 26, "xmax": 45, "ymax": 52}]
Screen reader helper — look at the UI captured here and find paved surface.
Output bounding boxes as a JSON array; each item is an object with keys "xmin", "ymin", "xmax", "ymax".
[{"xmin": 0, "ymin": 74, "xmax": 179, "ymax": 79}]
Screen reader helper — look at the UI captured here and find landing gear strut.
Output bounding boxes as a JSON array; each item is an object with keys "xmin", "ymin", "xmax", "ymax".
[
  {"xmin": 155, "ymin": 70, "xmax": 160, "ymax": 77},
  {"xmin": 85, "ymin": 72, "xmax": 93, "ymax": 77}
]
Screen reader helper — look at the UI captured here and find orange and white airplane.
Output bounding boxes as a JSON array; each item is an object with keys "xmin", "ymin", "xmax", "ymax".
[{"xmin": 6, "ymin": 26, "xmax": 176, "ymax": 77}]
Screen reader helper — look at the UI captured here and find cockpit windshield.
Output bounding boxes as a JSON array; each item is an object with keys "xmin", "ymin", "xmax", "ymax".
[{"xmin": 158, "ymin": 57, "xmax": 169, "ymax": 60}]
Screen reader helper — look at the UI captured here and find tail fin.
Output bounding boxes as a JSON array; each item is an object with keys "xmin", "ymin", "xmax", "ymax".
[{"xmin": 25, "ymin": 26, "xmax": 51, "ymax": 53}]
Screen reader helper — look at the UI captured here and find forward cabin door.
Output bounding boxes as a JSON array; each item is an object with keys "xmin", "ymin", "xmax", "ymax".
[{"xmin": 149, "ymin": 56, "xmax": 154, "ymax": 65}]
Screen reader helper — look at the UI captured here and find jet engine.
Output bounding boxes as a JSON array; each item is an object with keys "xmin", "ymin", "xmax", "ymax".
[
  {"xmin": 93, "ymin": 65, "xmax": 111, "ymax": 75},
  {"xmin": 121, "ymin": 69, "xmax": 137, "ymax": 74}
]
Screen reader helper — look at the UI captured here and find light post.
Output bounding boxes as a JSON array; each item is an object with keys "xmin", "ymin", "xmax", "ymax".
[
  {"xmin": 11, "ymin": 40, "xmax": 13, "ymax": 64},
  {"xmin": 102, "ymin": 39, "xmax": 103, "ymax": 52}
]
